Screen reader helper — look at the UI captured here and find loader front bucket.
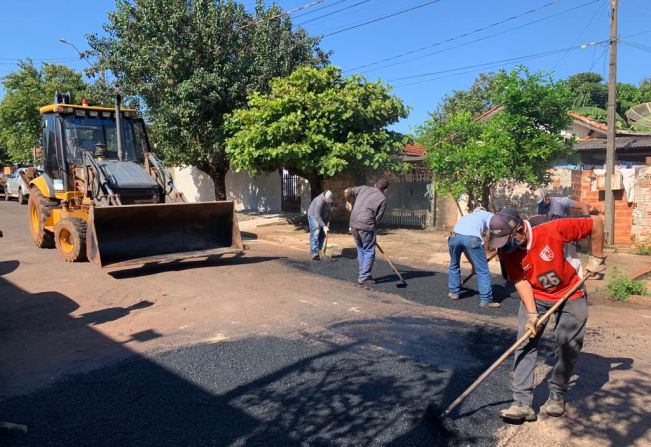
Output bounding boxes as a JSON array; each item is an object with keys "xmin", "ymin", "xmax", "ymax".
[{"xmin": 87, "ymin": 201, "xmax": 243, "ymax": 268}]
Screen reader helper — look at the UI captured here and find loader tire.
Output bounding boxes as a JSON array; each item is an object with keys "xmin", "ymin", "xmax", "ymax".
[
  {"xmin": 54, "ymin": 218, "xmax": 88, "ymax": 262},
  {"xmin": 28, "ymin": 188, "xmax": 56, "ymax": 249}
]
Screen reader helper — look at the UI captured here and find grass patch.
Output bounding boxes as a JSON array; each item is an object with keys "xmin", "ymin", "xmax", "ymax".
[
  {"xmin": 634, "ymin": 244, "xmax": 651, "ymax": 256},
  {"xmin": 606, "ymin": 267, "xmax": 648, "ymax": 301}
]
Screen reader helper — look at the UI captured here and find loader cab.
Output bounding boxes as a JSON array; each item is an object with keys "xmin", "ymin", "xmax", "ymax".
[{"xmin": 40, "ymin": 103, "xmax": 151, "ymax": 192}]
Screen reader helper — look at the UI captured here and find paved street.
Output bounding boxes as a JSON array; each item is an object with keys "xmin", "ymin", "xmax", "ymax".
[{"xmin": 1, "ymin": 201, "xmax": 650, "ymax": 446}]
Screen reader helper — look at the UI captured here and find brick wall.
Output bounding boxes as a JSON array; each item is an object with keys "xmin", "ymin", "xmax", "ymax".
[
  {"xmin": 632, "ymin": 166, "xmax": 651, "ymax": 244},
  {"xmin": 572, "ymin": 170, "xmax": 633, "ymax": 245},
  {"xmin": 490, "ymin": 167, "xmax": 639, "ymax": 246}
]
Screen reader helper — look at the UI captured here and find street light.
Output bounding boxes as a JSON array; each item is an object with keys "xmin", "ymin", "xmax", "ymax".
[{"xmin": 59, "ymin": 37, "xmax": 105, "ymax": 82}]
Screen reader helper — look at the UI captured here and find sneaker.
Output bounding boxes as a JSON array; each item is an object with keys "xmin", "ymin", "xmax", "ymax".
[
  {"xmin": 311, "ymin": 254, "xmax": 320, "ymax": 261},
  {"xmin": 448, "ymin": 292, "xmax": 460, "ymax": 300},
  {"xmin": 480, "ymin": 302, "xmax": 501, "ymax": 308},
  {"xmin": 542, "ymin": 392, "xmax": 565, "ymax": 417},
  {"xmin": 500, "ymin": 403, "xmax": 537, "ymax": 422}
]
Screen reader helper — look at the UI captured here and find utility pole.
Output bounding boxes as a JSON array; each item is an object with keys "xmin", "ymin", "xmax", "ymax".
[{"xmin": 604, "ymin": 0, "xmax": 618, "ymax": 245}]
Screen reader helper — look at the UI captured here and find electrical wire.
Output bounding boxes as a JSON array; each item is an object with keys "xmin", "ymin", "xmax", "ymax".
[
  {"xmin": 292, "ymin": 0, "xmax": 351, "ymax": 19},
  {"xmin": 389, "ymin": 40, "xmax": 607, "ymax": 83},
  {"xmin": 623, "ymin": 41, "xmax": 651, "ymax": 53},
  {"xmin": 345, "ymin": 0, "xmax": 561, "ymax": 73},
  {"xmin": 295, "ymin": 0, "xmax": 372, "ymax": 26},
  {"xmin": 351, "ymin": 0, "xmax": 601, "ymax": 75},
  {"xmin": 237, "ymin": 0, "xmax": 325, "ymax": 30},
  {"xmin": 551, "ymin": 0, "xmax": 605, "ymax": 71},
  {"xmin": 323, "ymin": 0, "xmax": 443, "ymax": 37}
]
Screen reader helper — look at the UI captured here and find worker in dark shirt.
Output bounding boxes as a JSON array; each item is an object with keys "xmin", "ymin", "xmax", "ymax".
[
  {"xmin": 307, "ymin": 190, "xmax": 334, "ymax": 260},
  {"xmin": 344, "ymin": 179, "xmax": 388, "ymax": 285}
]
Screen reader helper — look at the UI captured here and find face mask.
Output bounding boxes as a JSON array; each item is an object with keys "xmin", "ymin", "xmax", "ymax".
[{"xmin": 501, "ymin": 230, "xmax": 525, "ymax": 253}]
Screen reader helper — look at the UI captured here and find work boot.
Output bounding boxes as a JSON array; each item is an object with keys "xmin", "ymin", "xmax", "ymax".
[
  {"xmin": 448, "ymin": 292, "xmax": 460, "ymax": 300},
  {"xmin": 500, "ymin": 403, "xmax": 537, "ymax": 422},
  {"xmin": 480, "ymin": 302, "xmax": 501, "ymax": 308},
  {"xmin": 542, "ymin": 392, "xmax": 565, "ymax": 417},
  {"xmin": 311, "ymin": 254, "xmax": 320, "ymax": 261},
  {"xmin": 358, "ymin": 277, "xmax": 375, "ymax": 286}
]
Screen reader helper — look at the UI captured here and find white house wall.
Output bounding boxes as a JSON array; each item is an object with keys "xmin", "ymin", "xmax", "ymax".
[
  {"xmin": 169, "ymin": 166, "xmax": 282, "ymax": 212},
  {"xmin": 226, "ymin": 169, "xmax": 282, "ymax": 212}
]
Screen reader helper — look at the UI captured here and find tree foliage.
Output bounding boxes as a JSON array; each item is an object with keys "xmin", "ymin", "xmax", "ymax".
[
  {"xmin": 567, "ymin": 71, "xmax": 651, "ymax": 120},
  {"xmin": 0, "ymin": 60, "xmax": 90, "ymax": 163},
  {"xmin": 434, "ymin": 72, "xmax": 498, "ymax": 120},
  {"xmin": 88, "ymin": 0, "xmax": 327, "ymax": 199},
  {"xmin": 418, "ymin": 67, "xmax": 573, "ymax": 210},
  {"xmin": 225, "ymin": 66, "xmax": 409, "ymax": 197}
]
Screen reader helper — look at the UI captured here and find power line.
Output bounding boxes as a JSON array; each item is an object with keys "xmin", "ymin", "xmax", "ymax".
[
  {"xmin": 238, "ymin": 0, "xmax": 325, "ymax": 30},
  {"xmin": 388, "ymin": 40, "xmax": 607, "ymax": 83},
  {"xmin": 587, "ymin": 45, "xmax": 608, "ymax": 71},
  {"xmin": 623, "ymin": 41, "xmax": 651, "ymax": 53},
  {"xmin": 551, "ymin": 0, "xmax": 605, "ymax": 71},
  {"xmin": 296, "ymin": 0, "xmax": 373, "ymax": 26},
  {"xmin": 345, "ymin": 0, "xmax": 561, "ymax": 73},
  {"xmin": 293, "ymin": 0, "xmax": 351, "ymax": 18},
  {"xmin": 323, "ymin": 0, "xmax": 443, "ymax": 37},
  {"xmin": 351, "ymin": 0, "xmax": 601, "ymax": 75}
]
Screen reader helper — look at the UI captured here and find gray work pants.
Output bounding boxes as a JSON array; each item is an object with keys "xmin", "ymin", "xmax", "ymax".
[{"xmin": 513, "ymin": 296, "xmax": 587, "ymax": 406}]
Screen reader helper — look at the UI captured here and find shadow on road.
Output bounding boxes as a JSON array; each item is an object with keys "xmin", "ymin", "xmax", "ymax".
[
  {"xmin": 1, "ymin": 259, "xmax": 645, "ymax": 447},
  {"xmin": 108, "ymin": 254, "xmax": 285, "ymax": 279},
  {"xmin": 77, "ymin": 300, "xmax": 155, "ymax": 326}
]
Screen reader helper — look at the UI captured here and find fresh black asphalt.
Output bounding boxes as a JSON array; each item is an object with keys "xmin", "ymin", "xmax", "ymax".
[
  {"xmin": 1, "ymin": 248, "xmax": 559, "ymax": 446},
  {"xmin": 285, "ymin": 248, "xmax": 520, "ymax": 317}
]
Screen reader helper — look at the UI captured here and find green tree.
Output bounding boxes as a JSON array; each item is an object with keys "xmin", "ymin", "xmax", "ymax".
[
  {"xmin": 88, "ymin": 0, "xmax": 327, "ymax": 199},
  {"xmin": 567, "ymin": 72, "xmax": 608, "ymax": 109},
  {"xmin": 225, "ymin": 66, "xmax": 409, "ymax": 197},
  {"xmin": 418, "ymin": 67, "xmax": 573, "ymax": 209},
  {"xmin": 0, "ymin": 60, "xmax": 89, "ymax": 163},
  {"xmin": 435, "ymin": 72, "xmax": 498, "ymax": 120}
]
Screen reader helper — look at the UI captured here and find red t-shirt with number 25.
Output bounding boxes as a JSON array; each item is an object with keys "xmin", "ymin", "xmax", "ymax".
[{"xmin": 499, "ymin": 217, "xmax": 593, "ymax": 301}]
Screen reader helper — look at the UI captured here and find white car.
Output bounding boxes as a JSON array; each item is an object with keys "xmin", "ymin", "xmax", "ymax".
[{"xmin": 4, "ymin": 167, "xmax": 41, "ymax": 204}]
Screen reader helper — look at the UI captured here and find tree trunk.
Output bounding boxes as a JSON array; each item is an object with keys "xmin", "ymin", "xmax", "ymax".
[
  {"xmin": 481, "ymin": 185, "xmax": 491, "ymax": 212},
  {"xmin": 205, "ymin": 166, "xmax": 228, "ymax": 201},
  {"xmin": 308, "ymin": 175, "xmax": 323, "ymax": 200}
]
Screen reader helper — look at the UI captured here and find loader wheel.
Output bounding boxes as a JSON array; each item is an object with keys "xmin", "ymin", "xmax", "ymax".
[
  {"xmin": 28, "ymin": 188, "xmax": 56, "ymax": 249},
  {"xmin": 54, "ymin": 218, "xmax": 88, "ymax": 262}
]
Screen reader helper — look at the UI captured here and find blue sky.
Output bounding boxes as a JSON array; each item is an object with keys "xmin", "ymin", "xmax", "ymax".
[{"xmin": 1, "ymin": 0, "xmax": 650, "ymax": 134}]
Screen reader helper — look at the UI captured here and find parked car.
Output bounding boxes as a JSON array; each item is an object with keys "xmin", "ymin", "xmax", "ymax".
[{"xmin": 4, "ymin": 167, "xmax": 42, "ymax": 204}]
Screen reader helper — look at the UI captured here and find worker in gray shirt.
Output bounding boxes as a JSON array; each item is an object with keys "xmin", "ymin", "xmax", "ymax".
[
  {"xmin": 344, "ymin": 178, "xmax": 389, "ymax": 285},
  {"xmin": 535, "ymin": 188, "xmax": 591, "ymax": 219},
  {"xmin": 307, "ymin": 190, "xmax": 334, "ymax": 260}
]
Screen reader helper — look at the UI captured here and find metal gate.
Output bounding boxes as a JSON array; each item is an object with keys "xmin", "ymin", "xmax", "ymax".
[
  {"xmin": 281, "ymin": 172, "xmax": 303, "ymax": 213},
  {"xmin": 377, "ymin": 165, "xmax": 433, "ymax": 228}
]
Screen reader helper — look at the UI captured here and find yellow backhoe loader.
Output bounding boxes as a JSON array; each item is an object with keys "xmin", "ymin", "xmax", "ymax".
[{"xmin": 28, "ymin": 93, "xmax": 243, "ymax": 267}]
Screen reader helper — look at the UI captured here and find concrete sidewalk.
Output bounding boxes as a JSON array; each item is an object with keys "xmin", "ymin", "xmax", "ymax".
[{"xmin": 237, "ymin": 212, "xmax": 651, "ymax": 300}]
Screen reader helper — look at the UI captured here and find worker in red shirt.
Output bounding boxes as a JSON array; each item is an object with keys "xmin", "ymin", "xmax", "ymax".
[{"xmin": 488, "ymin": 208, "xmax": 606, "ymax": 422}]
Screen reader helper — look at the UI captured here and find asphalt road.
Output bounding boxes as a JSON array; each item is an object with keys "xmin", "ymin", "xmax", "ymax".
[
  {"xmin": 0, "ymin": 202, "xmax": 533, "ymax": 446},
  {"xmin": 285, "ymin": 249, "xmax": 520, "ymax": 317}
]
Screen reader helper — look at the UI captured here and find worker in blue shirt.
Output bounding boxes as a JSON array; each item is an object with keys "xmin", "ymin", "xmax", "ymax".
[{"xmin": 448, "ymin": 208, "xmax": 500, "ymax": 308}]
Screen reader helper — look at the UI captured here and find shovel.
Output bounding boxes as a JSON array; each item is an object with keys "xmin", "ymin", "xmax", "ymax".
[
  {"xmin": 438, "ymin": 271, "xmax": 593, "ymax": 419},
  {"xmin": 376, "ymin": 242, "xmax": 407, "ymax": 288},
  {"xmin": 461, "ymin": 251, "xmax": 498, "ymax": 285}
]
